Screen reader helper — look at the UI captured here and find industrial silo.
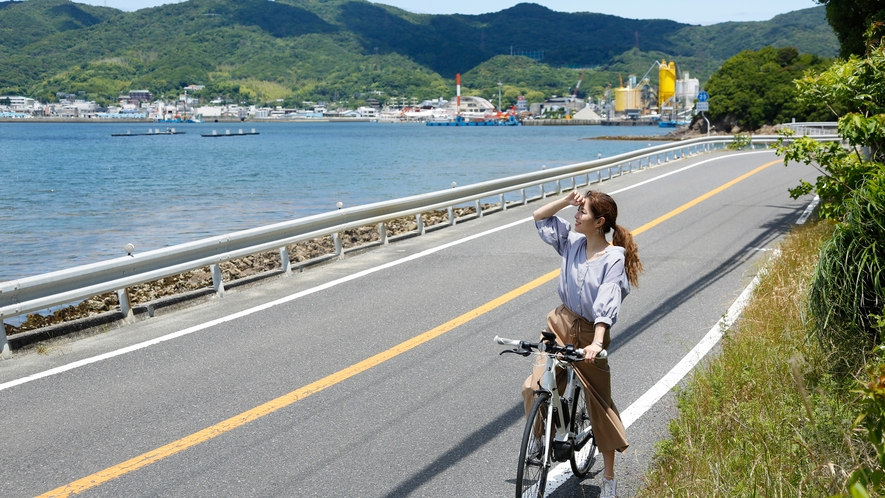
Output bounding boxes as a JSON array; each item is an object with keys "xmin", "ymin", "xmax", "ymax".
[
  {"xmin": 658, "ymin": 60, "xmax": 676, "ymax": 108},
  {"xmin": 614, "ymin": 87, "xmax": 628, "ymax": 112},
  {"xmin": 676, "ymin": 72, "xmax": 700, "ymax": 105}
]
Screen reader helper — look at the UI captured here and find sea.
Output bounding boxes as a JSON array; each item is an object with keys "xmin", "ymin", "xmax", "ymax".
[{"xmin": 0, "ymin": 121, "xmax": 668, "ymax": 283}]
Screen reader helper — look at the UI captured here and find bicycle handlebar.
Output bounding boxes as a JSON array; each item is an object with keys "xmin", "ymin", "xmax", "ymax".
[
  {"xmin": 493, "ymin": 336, "xmax": 522, "ymax": 347},
  {"xmin": 493, "ymin": 335, "xmax": 607, "ymax": 361}
]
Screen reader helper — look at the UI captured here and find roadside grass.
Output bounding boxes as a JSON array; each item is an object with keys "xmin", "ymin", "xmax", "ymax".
[{"xmin": 639, "ymin": 218, "xmax": 870, "ymax": 496}]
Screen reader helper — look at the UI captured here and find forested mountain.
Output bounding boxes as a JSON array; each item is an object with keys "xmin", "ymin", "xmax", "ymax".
[{"xmin": 0, "ymin": 0, "xmax": 839, "ymax": 107}]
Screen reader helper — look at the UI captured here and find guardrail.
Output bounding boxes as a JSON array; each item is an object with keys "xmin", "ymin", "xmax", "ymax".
[
  {"xmin": 778, "ymin": 121, "xmax": 840, "ymax": 136},
  {"xmin": 0, "ymin": 132, "xmax": 841, "ymax": 357}
]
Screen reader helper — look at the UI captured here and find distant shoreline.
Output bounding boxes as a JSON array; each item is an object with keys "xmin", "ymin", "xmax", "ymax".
[{"xmin": 0, "ymin": 117, "xmax": 376, "ymax": 124}]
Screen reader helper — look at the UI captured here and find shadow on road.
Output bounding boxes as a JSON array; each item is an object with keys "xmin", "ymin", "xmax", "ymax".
[
  {"xmin": 382, "ymin": 403, "xmax": 523, "ymax": 497},
  {"xmin": 611, "ymin": 205, "xmax": 803, "ymax": 355}
]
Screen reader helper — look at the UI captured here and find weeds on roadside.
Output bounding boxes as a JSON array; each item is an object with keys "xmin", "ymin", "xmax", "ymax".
[
  {"xmin": 640, "ymin": 219, "xmax": 865, "ymax": 496},
  {"xmin": 727, "ymin": 133, "xmax": 753, "ymax": 150}
]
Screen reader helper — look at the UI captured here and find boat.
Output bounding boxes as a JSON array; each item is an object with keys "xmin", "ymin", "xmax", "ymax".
[
  {"xmin": 111, "ymin": 128, "xmax": 185, "ymax": 136},
  {"xmin": 426, "ymin": 114, "xmax": 520, "ymax": 127},
  {"xmin": 156, "ymin": 117, "xmax": 201, "ymax": 123},
  {"xmin": 201, "ymin": 128, "xmax": 260, "ymax": 137}
]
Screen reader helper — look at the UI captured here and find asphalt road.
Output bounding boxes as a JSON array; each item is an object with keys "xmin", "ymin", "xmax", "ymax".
[{"xmin": 0, "ymin": 148, "xmax": 816, "ymax": 497}]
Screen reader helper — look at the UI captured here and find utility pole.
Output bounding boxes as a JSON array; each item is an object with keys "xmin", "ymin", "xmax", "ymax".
[{"xmin": 497, "ymin": 82, "xmax": 502, "ymax": 111}]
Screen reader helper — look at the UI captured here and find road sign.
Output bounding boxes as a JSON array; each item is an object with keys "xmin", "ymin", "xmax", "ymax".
[
  {"xmin": 696, "ymin": 102, "xmax": 709, "ymax": 111},
  {"xmin": 697, "ymin": 91, "xmax": 709, "ymax": 102}
]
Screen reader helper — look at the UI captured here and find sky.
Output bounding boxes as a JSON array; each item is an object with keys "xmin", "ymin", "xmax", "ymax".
[{"xmin": 75, "ymin": 0, "xmax": 822, "ymax": 26}]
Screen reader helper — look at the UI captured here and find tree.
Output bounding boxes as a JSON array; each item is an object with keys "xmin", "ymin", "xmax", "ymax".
[
  {"xmin": 705, "ymin": 47, "xmax": 833, "ymax": 131},
  {"xmin": 817, "ymin": 0, "xmax": 885, "ymax": 57}
]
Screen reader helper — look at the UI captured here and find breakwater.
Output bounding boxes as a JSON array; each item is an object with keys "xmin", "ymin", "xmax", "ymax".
[{"xmin": 523, "ymin": 119, "xmax": 658, "ymax": 126}]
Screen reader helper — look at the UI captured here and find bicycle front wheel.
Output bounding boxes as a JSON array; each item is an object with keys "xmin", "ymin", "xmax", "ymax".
[
  {"xmin": 569, "ymin": 384, "xmax": 597, "ymax": 478},
  {"xmin": 517, "ymin": 392, "xmax": 550, "ymax": 498}
]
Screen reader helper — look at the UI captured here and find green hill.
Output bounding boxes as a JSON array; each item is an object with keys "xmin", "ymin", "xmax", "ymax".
[{"xmin": 0, "ymin": 0, "xmax": 839, "ymax": 107}]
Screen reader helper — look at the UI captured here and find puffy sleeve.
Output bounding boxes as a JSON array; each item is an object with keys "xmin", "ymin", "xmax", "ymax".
[
  {"xmin": 535, "ymin": 216, "xmax": 571, "ymax": 256},
  {"xmin": 592, "ymin": 257, "xmax": 629, "ymax": 327}
]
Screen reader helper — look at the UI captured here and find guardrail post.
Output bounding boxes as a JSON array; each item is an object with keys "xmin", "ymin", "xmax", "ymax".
[
  {"xmin": 521, "ymin": 189, "xmax": 526, "ymax": 205},
  {"xmin": 333, "ymin": 233, "xmax": 344, "ymax": 260},
  {"xmin": 279, "ymin": 247, "xmax": 292, "ymax": 276},
  {"xmin": 500, "ymin": 194, "xmax": 506, "ymax": 211},
  {"xmin": 475, "ymin": 200, "xmax": 483, "ymax": 218},
  {"xmin": 210, "ymin": 264, "xmax": 225, "ymax": 297},
  {"xmin": 539, "ymin": 183, "xmax": 545, "ymax": 198},
  {"xmin": 416, "ymin": 213, "xmax": 425, "ymax": 235},
  {"xmin": 1, "ymin": 319, "xmax": 9, "ymax": 359},
  {"xmin": 556, "ymin": 179, "xmax": 562, "ymax": 195},
  {"xmin": 447, "ymin": 207, "xmax": 456, "ymax": 226},
  {"xmin": 378, "ymin": 222, "xmax": 389, "ymax": 243},
  {"xmin": 116, "ymin": 288, "xmax": 134, "ymax": 323}
]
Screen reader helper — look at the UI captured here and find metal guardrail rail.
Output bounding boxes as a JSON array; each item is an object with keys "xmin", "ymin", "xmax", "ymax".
[
  {"xmin": 778, "ymin": 121, "xmax": 840, "ymax": 136},
  {"xmin": 0, "ymin": 132, "xmax": 842, "ymax": 356}
]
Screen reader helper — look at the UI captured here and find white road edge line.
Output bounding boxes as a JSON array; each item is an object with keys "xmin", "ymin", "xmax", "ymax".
[
  {"xmin": 540, "ymin": 192, "xmax": 812, "ymax": 496},
  {"xmin": 539, "ymin": 274, "xmax": 760, "ymax": 496},
  {"xmin": 0, "ymin": 218, "xmax": 530, "ymax": 392},
  {"xmin": 0, "ymin": 149, "xmax": 778, "ymax": 394}
]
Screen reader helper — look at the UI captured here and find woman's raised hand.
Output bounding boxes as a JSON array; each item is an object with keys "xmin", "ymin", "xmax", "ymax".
[{"xmin": 567, "ymin": 190, "xmax": 585, "ymax": 207}]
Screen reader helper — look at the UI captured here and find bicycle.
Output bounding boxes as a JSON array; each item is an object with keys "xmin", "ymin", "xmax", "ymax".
[{"xmin": 495, "ymin": 331, "xmax": 607, "ymax": 498}]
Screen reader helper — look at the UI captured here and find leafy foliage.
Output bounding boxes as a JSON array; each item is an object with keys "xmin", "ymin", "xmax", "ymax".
[
  {"xmin": 847, "ymin": 357, "xmax": 885, "ymax": 497},
  {"xmin": 817, "ymin": 0, "xmax": 885, "ymax": 58},
  {"xmin": 777, "ymin": 47, "xmax": 885, "ymax": 219},
  {"xmin": 705, "ymin": 46, "xmax": 834, "ymax": 131},
  {"xmin": 806, "ymin": 170, "xmax": 885, "ymax": 373}
]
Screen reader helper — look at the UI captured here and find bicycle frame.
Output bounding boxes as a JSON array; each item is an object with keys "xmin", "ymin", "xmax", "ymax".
[{"xmin": 536, "ymin": 351, "xmax": 592, "ymax": 464}]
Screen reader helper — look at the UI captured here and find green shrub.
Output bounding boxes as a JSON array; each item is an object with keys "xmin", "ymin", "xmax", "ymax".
[{"xmin": 809, "ymin": 170, "xmax": 885, "ymax": 373}]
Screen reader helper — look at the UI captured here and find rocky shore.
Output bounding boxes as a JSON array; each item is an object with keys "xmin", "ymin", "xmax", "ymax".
[{"xmin": 3, "ymin": 208, "xmax": 482, "ymax": 338}]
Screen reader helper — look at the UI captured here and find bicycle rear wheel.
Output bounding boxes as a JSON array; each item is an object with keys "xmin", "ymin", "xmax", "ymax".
[
  {"xmin": 569, "ymin": 384, "xmax": 597, "ymax": 478},
  {"xmin": 516, "ymin": 392, "xmax": 550, "ymax": 498}
]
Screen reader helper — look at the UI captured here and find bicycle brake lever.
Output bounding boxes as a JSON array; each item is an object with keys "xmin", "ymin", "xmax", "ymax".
[{"xmin": 500, "ymin": 348, "xmax": 532, "ymax": 357}]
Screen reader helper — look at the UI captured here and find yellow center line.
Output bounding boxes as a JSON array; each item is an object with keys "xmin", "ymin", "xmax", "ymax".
[
  {"xmin": 630, "ymin": 159, "xmax": 781, "ymax": 236},
  {"xmin": 38, "ymin": 158, "xmax": 780, "ymax": 497}
]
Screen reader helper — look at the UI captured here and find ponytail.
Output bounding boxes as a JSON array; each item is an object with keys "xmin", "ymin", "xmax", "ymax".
[
  {"xmin": 584, "ymin": 190, "xmax": 644, "ymax": 287},
  {"xmin": 613, "ymin": 224, "xmax": 643, "ymax": 287}
]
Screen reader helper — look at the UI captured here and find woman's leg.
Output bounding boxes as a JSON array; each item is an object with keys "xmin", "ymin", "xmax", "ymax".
[{"xmin": 602, "ymin": 449, "xmax": 615, "ymax": 479}]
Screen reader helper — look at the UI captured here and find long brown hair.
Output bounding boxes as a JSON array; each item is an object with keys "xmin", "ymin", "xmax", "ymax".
[{"xmin": 585, "ymin": 190, "xmax": 643, "ymax": 287}]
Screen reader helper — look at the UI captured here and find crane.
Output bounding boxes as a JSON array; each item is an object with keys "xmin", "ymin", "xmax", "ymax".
[{"xmin": 571, "ymin": 70, "xmax": 585, "ymax": 101}]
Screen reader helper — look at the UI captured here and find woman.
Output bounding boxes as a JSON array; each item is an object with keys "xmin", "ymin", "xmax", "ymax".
[{"xmin": 521, "ymin": 189, "xmax": 642, "ymax": 498}]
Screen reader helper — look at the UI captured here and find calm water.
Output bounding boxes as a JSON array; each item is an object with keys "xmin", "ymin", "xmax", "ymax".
[{"xmin": 0, "ymin": 121, "xmax": 667, "ymax": 281}]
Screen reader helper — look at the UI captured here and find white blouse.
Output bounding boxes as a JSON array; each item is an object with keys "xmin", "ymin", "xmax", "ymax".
[{"xmin": 536, "ymin": 216, "xmax": 631, "ymax": 327}]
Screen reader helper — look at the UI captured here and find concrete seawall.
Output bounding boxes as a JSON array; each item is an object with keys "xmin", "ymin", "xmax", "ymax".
[{"xmin": 522, "ymin": 119, "xmax": 659, "ymax": 126}]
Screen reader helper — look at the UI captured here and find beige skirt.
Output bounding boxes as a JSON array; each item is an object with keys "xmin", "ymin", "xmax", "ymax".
[{"xmin": 521, "ymin": 304, "xmax": 628, "ymax": 453}]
